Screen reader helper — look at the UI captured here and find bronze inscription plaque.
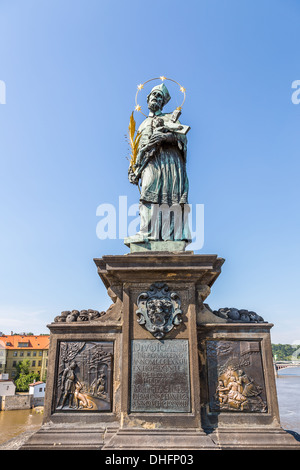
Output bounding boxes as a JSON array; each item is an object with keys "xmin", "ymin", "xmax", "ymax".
[
  {"xmin": 207, "ymin": 340, "xmax": 267, "ymax": 413},
  {"xmin": 130, "ymin": 339, "xmax": 191, "ymax": 413},
  {"xmin": 55, "ymin": 341, "xmax": 113, "ymax": 412}
]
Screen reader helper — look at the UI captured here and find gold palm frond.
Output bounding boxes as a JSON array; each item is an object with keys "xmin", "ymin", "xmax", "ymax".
[{"xmin": 128, "ymin": 112, "xmax": 141, "ymax": 168}]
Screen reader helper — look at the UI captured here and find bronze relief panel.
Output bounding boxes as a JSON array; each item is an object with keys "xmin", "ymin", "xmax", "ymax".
[
  {"xmin": 54, "ymin": 341, "xmax": 113, "ymax": 412},
  {"xmin": 206, "ymin": 340, "xmax": 267, "ymax": 413}
]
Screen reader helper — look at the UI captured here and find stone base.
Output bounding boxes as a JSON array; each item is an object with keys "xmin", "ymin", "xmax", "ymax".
[
  {"xmin": 20, "ymin": 423, "xmax": 107, "ymax": 450},
  {"xmin": 102, "ymin": 427, "xmax": 217, "ymax": 450},
  {"xmin": 124, "ymin": 238, "xmax": 189, "ymax": 253},
  {"xmin": 210, "ymin": 427, "xmax": 300, "ymax": 450},
  {"xmin": 21, "ymin": 251, "xmax": 300, "ymax": 452},
  {"xmin": 20, "ymin": 424, "xmax": 300, "ymax": 450}
]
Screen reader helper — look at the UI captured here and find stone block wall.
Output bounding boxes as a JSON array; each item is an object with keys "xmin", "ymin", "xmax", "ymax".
[{"xmin": 0, "ymin": 394, "xmax": 33, "ymax": 410}]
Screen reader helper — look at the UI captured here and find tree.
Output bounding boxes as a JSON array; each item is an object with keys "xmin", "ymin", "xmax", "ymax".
[
  {"xmin": 271, "ymin": 344, "xmax": 298, "ymax": 361},
  {"xmin": 15, "ymin": 359, "xmax": 30, "ymax": 377},
  {"xmin": 14, "ymin": 359, "xmax": 40, "ymax": 392}
]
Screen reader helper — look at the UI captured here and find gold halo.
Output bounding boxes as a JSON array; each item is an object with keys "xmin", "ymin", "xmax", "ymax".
[{"xmin": 135, "ymin": 76, "xmax": 186, "ymax": 117}]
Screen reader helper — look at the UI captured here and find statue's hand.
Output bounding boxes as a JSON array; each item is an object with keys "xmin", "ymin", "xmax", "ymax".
[
  {"xmin": 148, "ymin": 132, "xmax": 175, "ymax": 146},
  {"xmin": 128, "ymin": 166, "xmax": 139, "ymax": 185}
]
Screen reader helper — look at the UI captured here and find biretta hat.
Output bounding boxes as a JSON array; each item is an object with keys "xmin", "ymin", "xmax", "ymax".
[{"xmin": 147, "ymin": 83, "xmax": 171, "ymax": 106}]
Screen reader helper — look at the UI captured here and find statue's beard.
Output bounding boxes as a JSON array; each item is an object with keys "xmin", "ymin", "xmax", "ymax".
[{"xmin": 148, "ymin": 100, "xmax": 162, "ymax": 113}]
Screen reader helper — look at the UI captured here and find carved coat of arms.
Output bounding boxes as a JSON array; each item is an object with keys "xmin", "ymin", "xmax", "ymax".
[{"xmin": 136, "ymin": 282, "xmax": 183, "ymax": 339}]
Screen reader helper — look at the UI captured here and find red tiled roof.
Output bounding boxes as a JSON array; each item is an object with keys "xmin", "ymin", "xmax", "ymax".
[
  {"xmin": 0, "ymin": 335, "xmax": 49, "ymax": 350},
  {"xmin": 28, "ymin": 381, "xmax": 45, "ymax": 387}
]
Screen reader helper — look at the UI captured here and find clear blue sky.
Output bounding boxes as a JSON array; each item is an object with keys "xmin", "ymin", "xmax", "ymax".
[{"xmin": 0, "ymin": 0, "xmax": 299, "ymax": 343}]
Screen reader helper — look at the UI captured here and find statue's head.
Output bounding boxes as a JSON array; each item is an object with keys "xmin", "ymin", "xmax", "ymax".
[{"xmin": 147, "ymin": 83, "xmax": 171, "ymax": 113}]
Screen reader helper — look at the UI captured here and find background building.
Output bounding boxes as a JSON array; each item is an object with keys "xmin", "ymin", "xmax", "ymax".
[
  {"xmin": 0, "ymin": 374, "xmax": 16, "ymax": 396},
  {"xmin": 29, "ymin": 381, "xmax": 46, "ymax": 398},
  {"xmin": 0, "ymin": 334, "xmax": 49, "ymax": 380}
]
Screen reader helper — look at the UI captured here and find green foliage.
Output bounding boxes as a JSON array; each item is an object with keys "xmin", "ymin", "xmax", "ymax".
[
  {"xmin": 14, "ymin": 359, "xmax": 40, "ymax": 392},
  {"xmin": 272, "ymin": 344, "xmax": 299, "ymax": 361},
  {"xmin": 15, "ymin": 359, "xmax": 31, "ymax": 376}
]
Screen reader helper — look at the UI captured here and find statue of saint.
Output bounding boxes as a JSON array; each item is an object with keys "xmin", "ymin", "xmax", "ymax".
[{"xmin": 127, "ymin": 83, "xmax": 191, "ymax": 244}]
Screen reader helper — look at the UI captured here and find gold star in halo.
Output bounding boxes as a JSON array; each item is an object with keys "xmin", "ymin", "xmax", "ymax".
[
  {"xmin": 160, "ymin": 76, "xmax": 166, "ymax": 81},
  {"xmin": 137, "ymin": 83, "xmax": 144, "ymax": 90},
  {"xmin": 180, "ymin": 86, "xmax": 186, "ymax": 93},
  {"xmin": 135, "ymin": 104, "xmax": 141, "ymax": 112}
]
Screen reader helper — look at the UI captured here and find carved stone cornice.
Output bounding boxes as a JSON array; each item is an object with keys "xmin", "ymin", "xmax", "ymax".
[{"xmin": 94, "ymin": 253, "xmax": 225, "ymax": 289}]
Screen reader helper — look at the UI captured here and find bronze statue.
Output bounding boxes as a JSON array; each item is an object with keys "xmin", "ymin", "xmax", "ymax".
[{"xmin": 127, "ymin": 82, "xmax": 191, "ymax": 243}]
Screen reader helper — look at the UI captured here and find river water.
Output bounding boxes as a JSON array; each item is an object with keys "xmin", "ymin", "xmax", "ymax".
[
  {"xmin": 0, "ymin": 368, "xmax": 299, "ymax": 446},
  {"xmin": 276, "ymin": 366, "xmax": 300, "ymax": 435},
  {"xmin": 0, "ymin": 409, "xmax": 43, "ymax": 445}
]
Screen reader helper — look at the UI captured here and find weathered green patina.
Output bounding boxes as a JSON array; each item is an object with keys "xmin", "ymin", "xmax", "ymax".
[{"xmin": 126, "ymin": 83, "xmax": 191, "ymax": 250}]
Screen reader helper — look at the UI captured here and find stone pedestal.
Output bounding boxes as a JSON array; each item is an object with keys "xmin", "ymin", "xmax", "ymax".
[{"xmin": 21, "ymin": 252, "xmax": 300, "ymax": 450}]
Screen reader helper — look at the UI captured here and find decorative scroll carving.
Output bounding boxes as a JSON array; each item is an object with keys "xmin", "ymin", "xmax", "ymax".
[
  {"xmin": 55, "ymin": 341, "xmax": 113, "ymax": 411},
  {"xmin": 136, "ymin": 282, "xmax": 183, "ymax": 339},
  {"xmin": 207, "ymin": 340, "xmax": 267, "ymax": 413}
]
